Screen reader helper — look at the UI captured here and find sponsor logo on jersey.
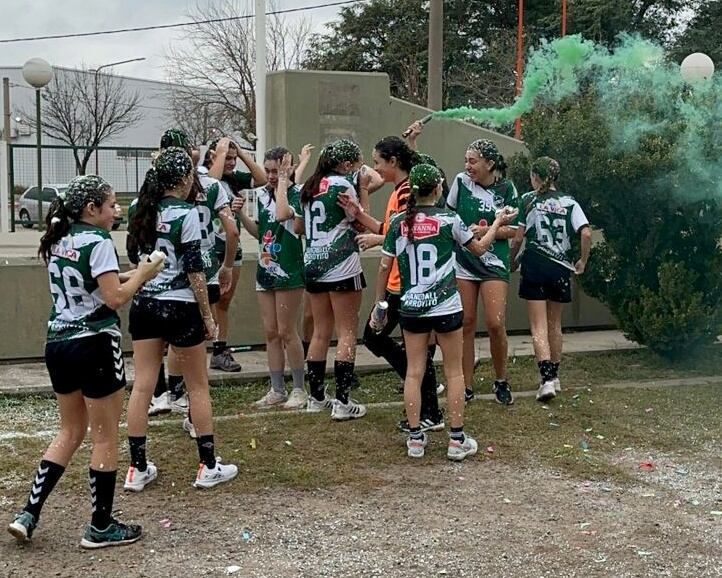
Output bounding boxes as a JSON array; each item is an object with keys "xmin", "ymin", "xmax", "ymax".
[
  {"xmin": 538, "ymin": 201, "xmax": 568, "ymax": 216},
  {"xmin": 51, "ymin": 246, "xmax": 80, "ymax": 262},
  {"xmin": 400, "ymin": 213, "xmax": 441, "ymax": 240},
  {"xmin": 156, "ymin": 222, "xmax": 171, "ymax": 233},
  {"xmin": 316, "ymin": 178, "xmax": 330, "ymax": 196}
]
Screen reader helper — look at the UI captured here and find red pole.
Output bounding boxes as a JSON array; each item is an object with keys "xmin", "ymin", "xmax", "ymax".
[
  {"xmin": 514, "ymin": 0, "xmax": 524, "ymax": 140},
  {"xmin": 562, "ymin": 0, "xmax": 567, "ymax": 36}
]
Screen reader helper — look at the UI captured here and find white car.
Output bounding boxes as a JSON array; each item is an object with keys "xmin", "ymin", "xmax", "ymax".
[{"xmin": 16, "ymin": 184, "xmax": 121, "ymax": 229}]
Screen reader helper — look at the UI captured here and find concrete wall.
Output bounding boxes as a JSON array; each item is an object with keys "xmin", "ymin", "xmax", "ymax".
[{"xmin": 0, "ymin": 254, "xmax": 613, "ymax": 360}]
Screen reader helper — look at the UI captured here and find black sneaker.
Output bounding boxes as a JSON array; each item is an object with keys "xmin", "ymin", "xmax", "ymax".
[
  {"xmin": 493, "ymin": 380, "xmax": 514, "ymax": 405},
  {"xmin": 80, "ymin": 518, "xmax": 142, "ymax": 549},
  {"xmin": 465, "ymin": 388, "xmax": 475, "ymax": 403},
  {"xmin": 397, "ymin": 410, "xmax": 445, "ymax": 433}
]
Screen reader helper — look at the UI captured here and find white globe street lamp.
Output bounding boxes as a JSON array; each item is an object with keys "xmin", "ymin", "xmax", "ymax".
[
  {"xmin": 22, "ymin": 58, "xmax": 53, "ymax": 230},
  {"xmin": 680, "ymin": 52, "xmax": 715, "ymax": 83}
]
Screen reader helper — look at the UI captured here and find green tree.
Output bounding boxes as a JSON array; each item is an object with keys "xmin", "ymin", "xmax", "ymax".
[
  {"xmin": 671, "ymin": 0, "xmax": 722, "ymax": 65},
  {"xmin": 509, "ymin": 88, "xmax": 722, "ymax": 358}
]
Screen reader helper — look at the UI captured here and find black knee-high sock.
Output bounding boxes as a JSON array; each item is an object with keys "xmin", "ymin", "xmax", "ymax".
[
  {"xmin": 307, "ymin": 360, "xmax": 326, "ymax": 401},
  {"xmin": 420, "ymin": 346, "xmax": 440, "ymax": 417},
  {"xmin": 89, "ymin": 469, "xmax": 116, "ymax": 529},
  {"xmin": 128, "ymin": 436, "xmax": 147, "ymax": 471},
  {"xmin": 302, "ymin": 341, "xmax": 310, "ymax": 360},
  {"xmin": 153, "ymin": 363, "xmax": 167, "ymax": 398},
  {"xmin": 23, "ymin": 459, "xmax": 65, "ymax": 519},
  {"xmin": 168, "ymin": 374, "xmax": 184, "ymax": 400},
  {"xmin": 196, "ymin": 435, "xmax": 216, "ymax": 469},
  {"xmin": 539, "ymin": 360, "xmax": 554, "ymax": 383},
  {"xmin": 551, "ymin": 362, "xmax": 560, "ymax": 379},
  {"xmin": 334, "ymin": 360, "xmax": 355, "ymax": 404},
  {"xmin": 213, "ymin": 341, "xmax": 226, "ymax": 356}
]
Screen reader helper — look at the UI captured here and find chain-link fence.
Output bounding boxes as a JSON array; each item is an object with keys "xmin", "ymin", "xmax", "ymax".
[
  {"xmin": 9, "ymin": 143, "xmax": 261, "ymax": 229},
  {"xmin": 9, "ymin": 144, "xmax": 156, "ymax": 229}
]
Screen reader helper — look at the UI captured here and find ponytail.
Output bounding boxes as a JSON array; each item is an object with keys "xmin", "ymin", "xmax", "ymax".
[
  {"xmin": 38, "ymin": 198, "xmax": 72, "ymax": 264},
  {"xmin": 128, "ymin": 167, "xmax": 161, "ymax": 260},
  {"xmin": 404, "ymin": 192, "xmax": 418, "ymax": 243},
  {"xmin": 301, "ymin": 147, "xmax": 338, "ymax": 206}
]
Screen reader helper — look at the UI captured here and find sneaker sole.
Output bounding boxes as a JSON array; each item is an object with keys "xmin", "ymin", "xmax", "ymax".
[
  {"xmin": 331, "ymin": 412, "xmax": 367, "ymax": 421},
  {"xmin": 80, "ymin": 535, "xmax": 142, "ymax": 549},
  {"xmin": 209, "ymin": 364, "xmax": 242, "ymax": 373},
  {"xmin": 407, "ymin": 450, "xmax": 425, "ymax": 458},
  {"xmin": 447, "ymin": 448, "xmax": 478, "ymax": 462},
  {"xmin": 193, "ymin": 472, "xmax": 238, "ymax": 489},
  {"xmin": 283, "ymin": 402, "xmax": 308, "ymax": 410},
  {"xmin": 7, "ymin": 523, "xmax": 30, "ymax": 542},
  {"xmin": 123, "ymin": 472, "xmax": 158, "ymax": 493},
  {"xmin": 148, "ymin": 408, "xmax": 172, "ymax": 416},
  {"xmin": 494, "ymin": 396, "xmax": 515, "ymax": 406}
]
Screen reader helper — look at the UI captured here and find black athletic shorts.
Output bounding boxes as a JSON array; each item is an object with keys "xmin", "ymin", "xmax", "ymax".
[
  {"xmin": 305, "ymin": 273, "xmax": 366, "ymax": 294},
  {"xmin": 129, "ymin": 297, "xmax": 206, "ymax": 347},
  {"xmin": 208, "ymin": 284, "xmax": 221, "ymax": 305},
  {"xmin": 45, "ymin": 333, "xmax": 126, "ymax": 399},
  {"xmin": 399, "ymin": 311, "xmax": 464, "ymax": 334},
  {"xmin": 519, "ymin": 253, "xmax": 573, "ymax": 303}
]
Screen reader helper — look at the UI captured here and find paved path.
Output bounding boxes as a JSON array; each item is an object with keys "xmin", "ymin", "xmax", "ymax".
[{"xmin": 0, "ymin": 330, "xmax": 638, "ymax": 396}]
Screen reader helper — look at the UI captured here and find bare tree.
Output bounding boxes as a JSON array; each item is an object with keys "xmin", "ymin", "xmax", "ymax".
[
  {"xmin": 24, "ymin": 68, "xmax": 142, "ymax": 175},
  {"xmin": 165, "ymin": 0, "xmax": 311, "ymax": 144}
]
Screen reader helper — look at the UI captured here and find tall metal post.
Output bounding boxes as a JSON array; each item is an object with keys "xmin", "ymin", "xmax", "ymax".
[
  {"xmin": 427, "ymin": 0, "xmax": 443, "ymax": 110},
  {"xmin": 514, "ymin": 0, "xmax": 525, "ymax": 140},
  {"xmin": 562, "ymin": 0, "xmax": 568, "ymax": 36},
  {"xmin": 255, "ymin": 0, "xmax": 266, "ymax": 159},
  {"xmin": 2, "ymin": 77, "xmax": 11, "ymax": 232},
  {"xmin": 36, "ymin": 89, "xmax": 43, "ymax": 229}
]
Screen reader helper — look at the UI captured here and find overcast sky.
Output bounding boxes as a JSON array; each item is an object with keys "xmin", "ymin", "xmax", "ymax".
[{"xmin": 0, "ymin": 0, "xmax": 346, "ymax": 81}]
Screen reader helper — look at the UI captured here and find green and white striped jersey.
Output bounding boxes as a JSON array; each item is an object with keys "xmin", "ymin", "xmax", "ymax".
[
  {"xmin": 302, "ymin": 174, "xmax": 362, "ymax": 284},
  {"xmin": 255, "ymin": 185, "xmax": 305, "ymax": 291},
  {"xmin": 214, "ymin": 169, "xmax": 252, "ymax": 261},
  {"xmin": 519, "ymin": 191, "xmax": 589, "ymax": 271},
  {"xmin": 197, "ymin": 167, "xmax": 231, "ymax": 285},
  {"xmin": 46, "ymin": 223, "xmax": 121, "ymax": 342},
  {"xmin": 138, "ymin": 197, "xmax": 202, "ymax": 302},
  {"xmin": 382, "ymin": 208, "xmax": 473, "ymax": 317},
  {"xmin": 447, "ymin": 173, "xmax": 518, "ymax": 280}
]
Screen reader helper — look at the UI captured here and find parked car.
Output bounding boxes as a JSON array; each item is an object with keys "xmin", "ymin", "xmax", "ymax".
[{"xmin": 16, "ymin": 184, "xmax": 121, "ymax": 230}]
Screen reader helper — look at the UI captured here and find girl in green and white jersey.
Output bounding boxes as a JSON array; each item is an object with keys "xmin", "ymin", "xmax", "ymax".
[
  {"xmin": 8, "ymin": 176, "xmax": 162, "ymax": 549},
  {"xmin": 235, "ymin": 147, "xmax": 308, "ymax": 410},
  {"xmin": 376, "ymin": 164, "xmax": 518, "ymax": 460},
  {"xmin": 447, "ymin": 139, "xmax": 519, "ymax": 406},
  {"xmin": 296, "ymin": 139, "xmax": 367, "ymax": 421},
  {"xmin": 511, "ymin": 157, "xmax": 592, "ymax": 403},
  {"xmin": 125, "ymin": 147, "xmax": 238, "ymax": 491}
]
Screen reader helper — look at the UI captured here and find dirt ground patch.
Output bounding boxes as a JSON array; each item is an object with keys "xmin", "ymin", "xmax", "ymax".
[{"xmin": 1, "ymin": 384, "xmax": 721, "ymax": 577}]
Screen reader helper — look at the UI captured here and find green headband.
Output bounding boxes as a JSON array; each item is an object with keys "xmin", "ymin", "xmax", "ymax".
[
  {"xmin": 63, "ymin": 175, "xmax": 112, "ymax": 217},
  {"xmin": 468, "ymin": 139, "xmax": 500, "ymax": 162},
  {"xmin": 409, "ymin": 163, "xmax": 442, "ymax": 193},
  {"xmin": 531, "ymin": 156, "xmax": 560, "ymax": 182},
  {"xmin": 161, "ymin": 128, "xmax": 192, "ymax": 151},
  {"xmin": 323, "ymin": 139, "xmax": 361, "ymax": 165}
]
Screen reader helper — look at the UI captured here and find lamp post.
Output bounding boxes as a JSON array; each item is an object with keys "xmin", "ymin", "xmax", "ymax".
[
  {"xmin": 89, "ymin": 57, "xmax": 146, "ymax": 174},
  {"xmin": 22, "ymin": 58, "xmax": 53, "ymax": 230}
]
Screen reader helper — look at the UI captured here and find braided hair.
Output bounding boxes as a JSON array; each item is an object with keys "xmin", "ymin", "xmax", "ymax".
[
  {"xmin": 300, "ymin": 139, "xmax": 361, "ymax": 206},
  {"xmin": 405, "ymin": 164, "xmax": 443, "ymax": 243},
  {"xmin": 531, "ymin": 156, "xmax": 560, "ymax": 195},
  {"xmin": 128, "ymin": 147, "xmax": 193, "ymax": 259},
  {"xmin": 38, "ymin": 175, "xmax": 113, "ymax": 264}
]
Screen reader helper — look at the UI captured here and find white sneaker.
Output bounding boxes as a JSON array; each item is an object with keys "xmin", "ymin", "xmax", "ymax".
[
  {"xmin": 171, "ymin": 392, "xmax": 189, "ymax": 415},
  {"xmin": 552, "ymin": 378, "xmax": 562, "ymax": 393},
  {"xmin": 306, "ymin": 393, "xmax": 334, "ymax": 413},
  {"xmin": 148, "ymin": 392, "xmax": 171, "ymax": 416},
  {"xmin": 182, "ymin": 417, "xmax": 197, "ymax": 439},
  {"xmin": 193, "ymin": 458, "xmax": 238, "ymax": 489},
  {"xmin": 536, "ymin": 380, "xmax": 557, "ymax": 402},
  {"xmin": 254, "ymin": 389, "xmax": 287, "ymax": 408},
  {"xmin": 283, "ymin": 389, "xmax": 308, "ymax": 410},
  {"xmin": 331, "ymin": 399, "xmax": 367, "ymax": 421},
  {"xmin": 436, "ymin": 383, "xmax": 446, "ymax": 395},
  {"xmin": 407, "ymin": 433, "xmax": 428, "ymax": 458},
  {"xmin": 447, "ymin": 435, "xmax": 478, "ymax": 461},
  {"xmin": 124, "ymin": 462, "xmax": 158, "ymax": 492}
]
